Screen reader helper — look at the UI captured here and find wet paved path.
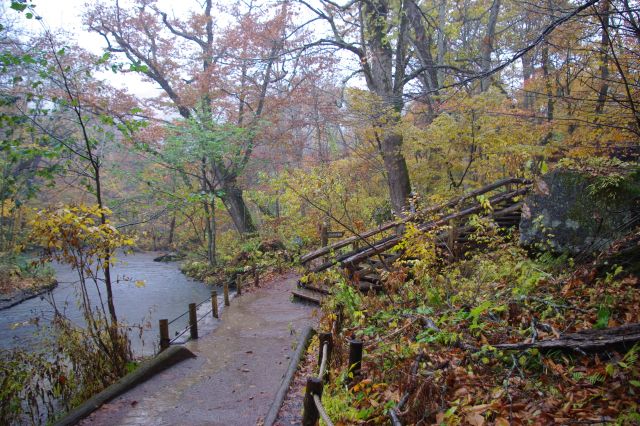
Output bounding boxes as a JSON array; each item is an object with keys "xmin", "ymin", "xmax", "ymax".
[{"xmin": 80, "ymin": 273, "xmax": 315, "ymax": 426}]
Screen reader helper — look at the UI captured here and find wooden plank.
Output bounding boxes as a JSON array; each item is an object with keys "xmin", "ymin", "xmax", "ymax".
[
  {"xmin": 309, "ymin": 234, "xmax": 398, "ymax": 274},
  {"xmin": 300, "ymin": 223, "xmax": 398, "ymax": 264},
  {"xmin": 292, "ymin": 288, "xmax": 325, "ymax": 304},
  {"xmin": 327, "ymin": 231, "xmax": 345, "ymax": 238},
  {"xmin": 493, "ymin": 323, "xmax": 640, "ymax": 352},
  {"xmin": 300, "ymin": 177, "xmax": 531, "ymax": 264},
  {"xmin": 297, "ymin": 280, "xmax": 331, "ymax": 294},
  {"xmin": 342, "ymin": 195, "xmax": 527, "ymax": 267}
]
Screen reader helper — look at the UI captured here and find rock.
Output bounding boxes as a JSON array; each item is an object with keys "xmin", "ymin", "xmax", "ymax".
[
  {"xmin": 153, "ymin": 252, "xmax": 185, "ymax": 262},
  {"xmin": 519, "ymin": 169, "xmax": 640, "ymax": 254},
  {"xmin": 257, "ymin": 239, "xmax": 286, "ymax": 253}
]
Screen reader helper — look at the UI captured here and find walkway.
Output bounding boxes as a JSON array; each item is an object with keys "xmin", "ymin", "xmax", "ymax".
[{"xmin": 80, "ymin": 273, "xmax": 315, "ymax": 426}]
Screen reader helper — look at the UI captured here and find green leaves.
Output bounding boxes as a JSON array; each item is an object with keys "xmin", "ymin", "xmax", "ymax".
[
  {"xmin": 97, "ymin": 52, "xmax": 111, "ymax": 65},
  {"xmin": 129, "ymin": 63, "xmax": 148, "ymax": 73},
  {"xmin": 10, "ymin": 2, "xmax": 28, "ymax": 12},
  {"xmin": 594, "ymin": 305, "xmax": 611, "ymax": 329}
]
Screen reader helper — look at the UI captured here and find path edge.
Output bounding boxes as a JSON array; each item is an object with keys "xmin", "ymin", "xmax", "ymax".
[
  {"xmin": 54, "ymin": 345, "xmax": 196, "ymax": 426},
  {"xmin": 263, "ymin": 325, "xmax": 316, "ymax": 426}
]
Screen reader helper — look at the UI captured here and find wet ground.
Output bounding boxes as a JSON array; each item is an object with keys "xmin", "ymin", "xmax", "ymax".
[{"xmin": 80, "ymin": 273, "xmax": 316, "ymax": 426}]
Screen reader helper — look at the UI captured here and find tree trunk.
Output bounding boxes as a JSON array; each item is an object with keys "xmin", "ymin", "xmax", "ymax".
[
  {"xmin": 220, "ymin": 178, "xmax": 257, "ymax": 235},
  {"xmin": 168, "ymin": 212, "xmax": 176, "ymax": 247},
  {"xmin": 88, "ymin": 158, "xmax": 118, "ymax": 325},
  {"xmin": 361, "ymin": 0, "xmax": 413, "ymax": 216},
  {"xmin": 595, "ymin": 0, "xmax": 610, "ymax": 115},
  {"xmin": 407, "ymin": 0, "xmax": 438, "ymax": 123},
  {"xmin": 436, "ymin": 0, "xmax": 447, "ymax": 87},
  {"xmin": 380, "ymin": 131, "xmax": 412, "ymax": 216},
  {"xmin": 521, "ymin": 52, "xmax": 535, "ymax": 110},
  {"xmin": 480, "ymin": 0, "xmax": 501, "ymax": 92}
]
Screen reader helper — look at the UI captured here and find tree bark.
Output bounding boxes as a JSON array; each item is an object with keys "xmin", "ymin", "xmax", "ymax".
[
  {"xmin": 436, "ymin": 0, "xmax": 447, "ymax": 87},
  {"xmin": 542, "ymin": 0, "xmax": 555, "ymax": 128},
  {"xmin": 595, "ymin": 0, "xmax": 610, "ymax": 115},
  {"xmin": 380, "ymin": 132, "xmax": 412, "ymax": 217},
  {"xmin": 407, "ymin": 0, "xmax": 438, "ymax": 122},
  {"xmin": 361, "ymin": 0, "xmax": 413, "ymax": 216},
  {"xmin": 480, "ymin": 0, "xmax": 502, "ymax": 92},
  {"xmin": 201, "ymin": 158, "xmax": 216, "ymax": 266},
  {"xmin": 220, "ymin": 178, "xmax": 257, "ymax": 235},
  {"xmin": 521, "ymin": 51, "xmax": 535, "ymax": 110}
]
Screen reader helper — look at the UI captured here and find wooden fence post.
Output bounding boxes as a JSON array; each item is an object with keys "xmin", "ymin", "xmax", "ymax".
[
  {"xmin": 211, "ymin": 290, "xmax": 218, "ymax": 319},
  {"xmin": 159, "ymin": 319, "xmax": 169, "ymax": 351},
  {"xmin": 318, "ymin": 333, "xmax": 332, "ymax": 364},
  {"xmin": 334, "ymin": 303, "xmax": 344, "ymax": 335},
  {"xmin": 347, "ymin": 339, "xmax": 363, "ymax": 384},
  {"xmin": 302, "ymin": 377, "xmax": 323, "ymax": 426},
  {"xmin": 253, "ymin": 265, "xmax": 259, "ymax": 287},
  {"xmin": 448, "ymin": 219, "xmax": 457, "ymax": 258},
  {"xmin": 189, "ymin": 303, "xmax": 198, "ymax": 339},
  {"xmin": 224, "ymin": 282, "xmax": 230, "ymax": 306},
  {"xmin": 320, "ymin": 220, "xmax": 329, "ymax": 264},
  {"xmin": 320, "ymin": 220, "xmax": 329, "ymax": 248}
]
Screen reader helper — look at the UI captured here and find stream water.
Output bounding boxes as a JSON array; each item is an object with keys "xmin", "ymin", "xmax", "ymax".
[{"xmin": 0, "ymin": 252, "xmax": 214, "ymax": 356}]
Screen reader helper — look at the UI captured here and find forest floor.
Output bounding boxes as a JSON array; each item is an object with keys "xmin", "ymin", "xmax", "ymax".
[{"xmin": 79, "ymin": 272, "xmax": 316, "ymax": 426}]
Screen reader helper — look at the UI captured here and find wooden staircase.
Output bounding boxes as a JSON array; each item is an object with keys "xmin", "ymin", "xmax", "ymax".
[{"xmin": 293, "ymin": 178, "xmax": 532, "ymax": 304}]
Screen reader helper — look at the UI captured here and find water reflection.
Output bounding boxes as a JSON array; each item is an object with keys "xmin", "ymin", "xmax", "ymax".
[{"xmin": 0, "ymin": 252, "xmax": 213, "ymax": 356}]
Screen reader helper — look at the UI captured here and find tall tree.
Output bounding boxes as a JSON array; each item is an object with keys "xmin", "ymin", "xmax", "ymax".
[
  {"xmin": 299, "ymin": 0, "xmax": 415, "ymax": 215},
  {"xmin": 85, "ymin": 0, "xmax": 292, "ymax": 235}
]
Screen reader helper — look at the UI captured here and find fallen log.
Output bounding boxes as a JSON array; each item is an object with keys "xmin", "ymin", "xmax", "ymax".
[{"xmin": 493, "ymin": 323, "xmax": 640, "ymax": 352}]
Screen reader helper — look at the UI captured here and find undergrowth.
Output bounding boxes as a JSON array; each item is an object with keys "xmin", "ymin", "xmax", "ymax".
[{"xmin": 313, "ymin": 219, "xmax": 640, "ymax": 425}]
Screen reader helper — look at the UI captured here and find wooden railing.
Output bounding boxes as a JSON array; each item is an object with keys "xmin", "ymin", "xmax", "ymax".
[
  {"xmin": 300, "ymin": 177, "xmax": 532, "ymax": 274},
  {"xmin": 158, "ymin": 280, "xmax": 238, "ymax": 352},
  {"xmin": 302, "ymin": 312, "xmax": 364, "ymax": 426}
]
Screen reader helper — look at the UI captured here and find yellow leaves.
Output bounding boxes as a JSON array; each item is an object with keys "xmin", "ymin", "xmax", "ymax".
[
  {"xmin": 29, "ymin": 204, "xmax": 135, "ymax": 269},
  {"xmin": 351, "ymin": 378, "xmax": 372, "ymax": 392},
  {"xmin": 134, "ymin": 280, "xmax": 146, "ymax": 288},
  {"xmin": 476, "ymin": 195, "xmax": 493, "ymax": 212}
]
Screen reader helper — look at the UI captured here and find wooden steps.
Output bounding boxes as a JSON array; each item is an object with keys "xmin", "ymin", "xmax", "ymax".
[
  {"xmin": 292, "ymin": 287, "xmax": 325, "ymax": 304},
  {"xmin": 293, "ymin": 178, "xmax": 532, "ymax": 304}
]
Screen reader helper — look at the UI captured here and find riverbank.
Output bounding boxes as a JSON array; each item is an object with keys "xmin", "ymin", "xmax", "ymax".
[
  {"xmin": 0, "ymin": 252, "xmax": 213, "ymax": 355},
  {"xmin": 0, "ymin": 277, "xmax": 57, "ymax": 310}
]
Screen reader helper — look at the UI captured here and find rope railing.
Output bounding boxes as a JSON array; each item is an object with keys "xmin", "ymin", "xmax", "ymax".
[
  {"xmin": 313, "ymin": 393, "xmax": 334, "ymax": 426},
  {"xmin": 159, "ymin": 282, "xmax": 235, "ymax": 352},
  {"xmin": 166, "ymin": 295, "xmax": 210, "ymax": 326},
  {"xmin": 302, "ymin": 324, "xmax": 365, "ymax": 426},
  {"xmin": 168, "ymin": 324, "xmax": 191, "ymax": 344},
  {"xmin": 159, "ymin": 267, "xmax": 265, "ymax": 352},
  {"xmin": 318, "ymin": 342, "xmax": 328, "ymax": 379},
  {"xmin": 307, "ymin": 340, "xmax": 335, "ymax": 426},
  {"xmin": 197, "ymin": 308, "xmax": 213, "ymax": 323}
]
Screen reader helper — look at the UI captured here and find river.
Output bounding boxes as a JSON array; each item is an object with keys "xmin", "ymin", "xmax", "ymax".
[{"xmin": 0, "ymin": 252, "xmax": 215, "ymax": 356}]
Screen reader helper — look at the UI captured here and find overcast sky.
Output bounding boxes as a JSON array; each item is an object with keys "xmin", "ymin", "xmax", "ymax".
[{"xmin": 17, "ymin": 0, "xmax": 200, "ymax": 100}]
